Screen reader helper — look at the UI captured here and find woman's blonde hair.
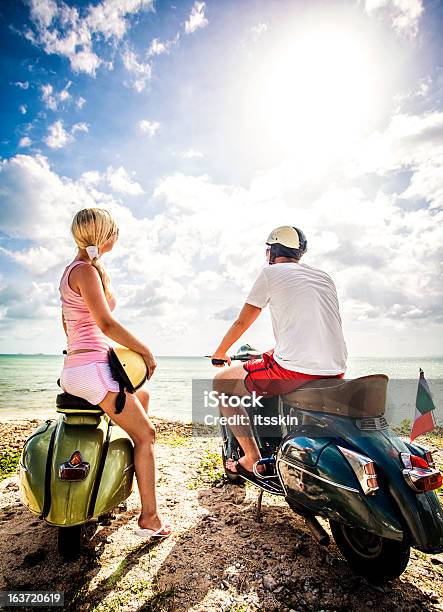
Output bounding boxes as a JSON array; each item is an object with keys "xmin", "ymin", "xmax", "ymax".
[{"xmin": 71, "ymin": 208, "xmax": 117, "ymax": 300}]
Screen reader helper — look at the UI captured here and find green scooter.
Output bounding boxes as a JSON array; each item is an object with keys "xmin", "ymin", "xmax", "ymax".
[{"xmin": 19, "ymin": 385, "xmax": 134, "ymax": 556}]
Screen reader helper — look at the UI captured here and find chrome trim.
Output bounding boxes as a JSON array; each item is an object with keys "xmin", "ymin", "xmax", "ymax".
[
  {"xmin": 356, "ymin": 417, "xmax": 388, "ymax": 431},
  {"xmin": 252, "ymin": 459, "xmax": 279, "ymax": 480},
  {"xmin": 402, "ymin": 467, "xmax": 442, "ymax": 492},
  {"xmin": 278, "ymin": 456, "xmax": 360, "ymax": 493},
  {"xmin": 338, "ymin": 446, "xmax": 379, "ymax": 495},
  {"xmin": 275, "ymin": 459, "xmax": 289, "ymax": 496}
]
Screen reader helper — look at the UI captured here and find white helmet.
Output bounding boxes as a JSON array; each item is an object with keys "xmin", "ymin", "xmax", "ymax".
[{"xmin": 266, "ymin": 226, "xmax": 307, "ymax": 263}]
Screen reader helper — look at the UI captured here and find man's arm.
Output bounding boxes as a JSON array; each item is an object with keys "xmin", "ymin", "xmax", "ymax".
[{"xmin": 211, "ymin": 303, "xmax": 262, "ymax": 365}]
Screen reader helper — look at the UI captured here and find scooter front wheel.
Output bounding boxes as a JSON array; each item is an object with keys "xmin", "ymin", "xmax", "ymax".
[
  {"xmin": 329, "ymin": 520, "xmax": 410, "ymax": 583},
  {"xmin": 58, "ymin": 525, "xmax": 83, "ymax": 558}
]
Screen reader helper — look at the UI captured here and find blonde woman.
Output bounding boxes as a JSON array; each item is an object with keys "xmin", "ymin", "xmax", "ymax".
[{"xmin": 59, "ymin": 207, "xmax": 171, "ymax": 538}]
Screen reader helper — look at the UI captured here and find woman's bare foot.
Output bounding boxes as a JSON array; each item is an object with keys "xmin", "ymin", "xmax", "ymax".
[
  {"xmin": 138, "ymin": 512, "xmax": 171, "ymax": 535},
  {"xmin": 226, "ymin": 456, "xmax": 265, "ymax": 474}
]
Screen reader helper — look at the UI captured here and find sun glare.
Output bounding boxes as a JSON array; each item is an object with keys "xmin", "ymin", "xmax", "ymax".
[{"xmin": 250, "ymin": 23, "xmax": 383, "ymax": 162}]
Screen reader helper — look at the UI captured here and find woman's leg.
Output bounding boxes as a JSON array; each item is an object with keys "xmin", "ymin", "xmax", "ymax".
[
  {"xmin": 135, "ymin": 387, "xmax": 150, "ymax": 414},
  {"xmin": 98, "ymin": 390, "xmax": 170, "ymax": 534}
]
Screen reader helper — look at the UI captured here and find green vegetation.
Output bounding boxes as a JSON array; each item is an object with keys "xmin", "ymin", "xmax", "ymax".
[
  {"xmin": 188, "ymin": 449, "xmax": 224, "ymax": 489},
  {"xmin": 0, "ymin": 448, "xmax": 21, "ymax": 481},
  {"xmin": 159, "ymin": 433, "xmax": 189, "ymax": 447},
  {"xmin": 393, "ymin": 418, "xmax": 412, "ymax": 436},
  {"xmin": 89, "ymin": 579, "xmax": 175, "ymax": 612},
  {"xmin": 138, "ymin": 586, "xmax": 176, "ymax": 611}
]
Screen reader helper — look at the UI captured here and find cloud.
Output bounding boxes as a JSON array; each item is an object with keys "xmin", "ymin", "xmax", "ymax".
[
  {"xmin": 18, "ymin": 136, "xmax": 32, "ymax": 148},
  {"xmin": 0, "ymin": 154, "xmax": 95, "ymax": 245},
  {"xmin": 148, "ymin": 38, "xmax": 167, "ymax": 56},
  {"xmin": 106, "ymin": 165, "xmax": 144, "ymax": 195},
  {"xmin": 43, "ymin": 120, "xmax": 89, "ymax": 148},
  {"xmin": 250, "ymin": 22, "xmax": 268, "ymax": 41},
  {"xmin": 181, "ymin": 148, "xmax": 204, "ymax": 159},
  {"xmin": 352, "ymin": 111, "xmax": 443, "ymax": 210},
  {"xmin": 122, "ymin": 47, "xmax": 152, "ymax": 92},
  {"xmin": 76, "ymin": 96, "xmax": 86, "ymax": 109},
  {"xmin": 80, "ymin": 170, "xmax": 101, "ymax": 185},
  {"xmin": 41, "ymin": 82, "xmax": 71, "ymax": 110},
  {"xmin": 86, "ymin": 0, "xmax": 154, "ymax": 39},
  {"xmin": 25, "ymin": 0, "xmax": 154, "ymax": 76},
  {"xmin": 138, "ymin": 119, "xmax": 160, "ymax": 136},
  {"xmin": 185, "ymin": 1, "xmax": 208, "ymax": 34},
  {"xmin": 44, "ymin": 120, "xmax": 73, "ymax": 148},
  {"xmin": 71, "ymin": 122, "xmax": 89, "ymax": 134},
  {"xmin": 147, "ymin": 34, "xmax": 179, "ymax": 56},
  {"xmin": 364, "ymin": 0, "xmax": 424, "ymax": 38},
  {"xmin": 19, "ymin": 104, "xmax": 27, "ymax": 114},
  {"xmin": 213, "ymin": 306, "xmax": 239, "ymax": 321},
  {"xmin": 0, "ymin": 139, "xmax": 442, "ymax": 355},
  {"xmin": 14, "ymin": 81, "xmax": 29, "ymax": 89}
]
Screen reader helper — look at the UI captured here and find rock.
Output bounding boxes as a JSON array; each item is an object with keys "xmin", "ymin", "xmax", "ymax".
[
  {"xmin": 431, "ymin": 556, "xmax": 443, "ymax": 565},
  {"xmin": 22, "ymin": 547, "xmax": 48, "ymax": 568},
  {"xmin": 292, "ymin": 541, "xmax": 310, "ymax": 557},
  {"xmin": 263, "ymin": 574, "xmax": 277, "ymax": 590}
]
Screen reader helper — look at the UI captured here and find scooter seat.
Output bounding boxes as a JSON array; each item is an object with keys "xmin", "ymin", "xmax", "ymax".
[
  {"xmin": 281, "ymin": 374, "xmax": 388, "ymax": 417},
  {"xmin": 56, "ymin": 392, "xmax": 104, "ymax": 415}
]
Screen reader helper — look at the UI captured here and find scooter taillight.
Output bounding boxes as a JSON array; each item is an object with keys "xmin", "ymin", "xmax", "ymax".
[
  {"xmin": 338, "ymin": 446, "xmax": 379, "ymax": 495},
  {"xmin": 400, "ymin": 453, "xmax": 442, "ymax": 492},
  {"xmin": 59, "ymin": 450, "xmax": 90, "ymax": 481}
]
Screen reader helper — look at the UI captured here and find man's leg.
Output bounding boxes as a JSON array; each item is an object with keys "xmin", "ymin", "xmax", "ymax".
[{"xmin": 213, "ymin": 365, "xmax": 264, "ymax": 473}]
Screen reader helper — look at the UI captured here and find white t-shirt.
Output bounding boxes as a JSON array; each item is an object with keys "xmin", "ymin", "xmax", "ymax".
[{"xmin": 245, "ymin": 262, "xmax": 347, "ymax": 375}]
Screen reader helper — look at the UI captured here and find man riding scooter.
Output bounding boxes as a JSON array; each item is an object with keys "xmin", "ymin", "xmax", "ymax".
[{"xmin": 211, "ymin": 225, "xmax": 348, "ymax": 480}]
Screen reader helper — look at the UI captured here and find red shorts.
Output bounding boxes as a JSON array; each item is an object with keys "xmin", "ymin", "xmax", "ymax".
[{"xmin": 243, "ymin": 349, "xmax": 344, "ymax": 397}]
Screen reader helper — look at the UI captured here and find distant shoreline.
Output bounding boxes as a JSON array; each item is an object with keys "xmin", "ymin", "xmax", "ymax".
[{"xmin": 1, "ymin": 353, "xmax": 443, "ymax": 359}]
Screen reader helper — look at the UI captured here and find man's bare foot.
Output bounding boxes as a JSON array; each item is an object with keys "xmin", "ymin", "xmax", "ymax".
[
  {"xmin": 226, "ymin": 456, "xmax": 265, "ymax": 474},
  {"xmin": 138, "ymin": 512, "xmax": 171, "ymax": 535}
]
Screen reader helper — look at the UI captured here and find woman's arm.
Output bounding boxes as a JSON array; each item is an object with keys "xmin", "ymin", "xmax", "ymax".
[
  {"xmin": 62, "ymin": 312, "xmax": 67, "ymax": 337},
  {"xmin": 211, "ymin": 302, "xmax": 262, "ymax": 366},
  {"xmin": 74, "ymin": 265, "xmax": 157, "ymax": 376}
]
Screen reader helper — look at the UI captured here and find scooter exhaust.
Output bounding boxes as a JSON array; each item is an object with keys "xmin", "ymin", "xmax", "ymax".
[{"xmin": 303, "ymin": 515, "xmax": 330, "ymax": 546}]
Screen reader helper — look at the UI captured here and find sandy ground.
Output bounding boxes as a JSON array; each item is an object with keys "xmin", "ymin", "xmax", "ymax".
[{"xmin": 0, "ymin": 417, "xmax": 442, "ymax": 612}]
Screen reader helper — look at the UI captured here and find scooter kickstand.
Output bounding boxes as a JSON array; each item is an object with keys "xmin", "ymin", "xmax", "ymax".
[{"xmin": 255, "ymin": 490, "xmax": 264, "ymax": 523}]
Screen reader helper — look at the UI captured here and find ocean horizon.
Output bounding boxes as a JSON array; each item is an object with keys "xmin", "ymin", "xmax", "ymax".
[{"xmin": 1, "ymin": 354, "xmax": 442, "ymax": 425}]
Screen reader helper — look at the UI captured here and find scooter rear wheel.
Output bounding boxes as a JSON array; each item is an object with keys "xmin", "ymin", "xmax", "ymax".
[
  {"xmin": 58, "ymin": 525, "xmax": 83, "ymax": 558},
  {"xmin": 330, "ymin": 520, "xmax": 410, "ymax": 583}
]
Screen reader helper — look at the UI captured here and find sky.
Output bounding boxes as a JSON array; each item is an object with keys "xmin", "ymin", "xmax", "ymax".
[{"xmin": 0, "ymin": 0, "xmax": 442, "ymax": 357}]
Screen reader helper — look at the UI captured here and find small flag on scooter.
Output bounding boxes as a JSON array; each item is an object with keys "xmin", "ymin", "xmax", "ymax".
[{"xmin": 410, "ymin": 368, "xmax": 436, "ymax": 442}]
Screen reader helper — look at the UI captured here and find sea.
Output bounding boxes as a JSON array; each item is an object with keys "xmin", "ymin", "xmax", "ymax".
[{"xmin": 0, "ymin": 354, "xmax": 442, "ymax": 426}]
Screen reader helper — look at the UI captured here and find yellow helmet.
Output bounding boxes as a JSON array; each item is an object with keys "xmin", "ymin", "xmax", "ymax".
[{"xmin": 108, "ymin": 347, "xmax": 148, "ymax": 413}]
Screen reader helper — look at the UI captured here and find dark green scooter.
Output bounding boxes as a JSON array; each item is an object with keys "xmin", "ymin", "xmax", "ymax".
[
  {"xmin": 216, "ymin": 347, "xmax": 443, "ymax": 583},
  {"xmin": 19, "ymin": 387, "xmax": 134, "ymax": 556}
]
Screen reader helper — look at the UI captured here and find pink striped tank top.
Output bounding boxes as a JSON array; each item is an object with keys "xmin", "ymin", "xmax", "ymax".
[{"xmin": 59, "ymin": 260, "xmax": 116, "ymax": 353}]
